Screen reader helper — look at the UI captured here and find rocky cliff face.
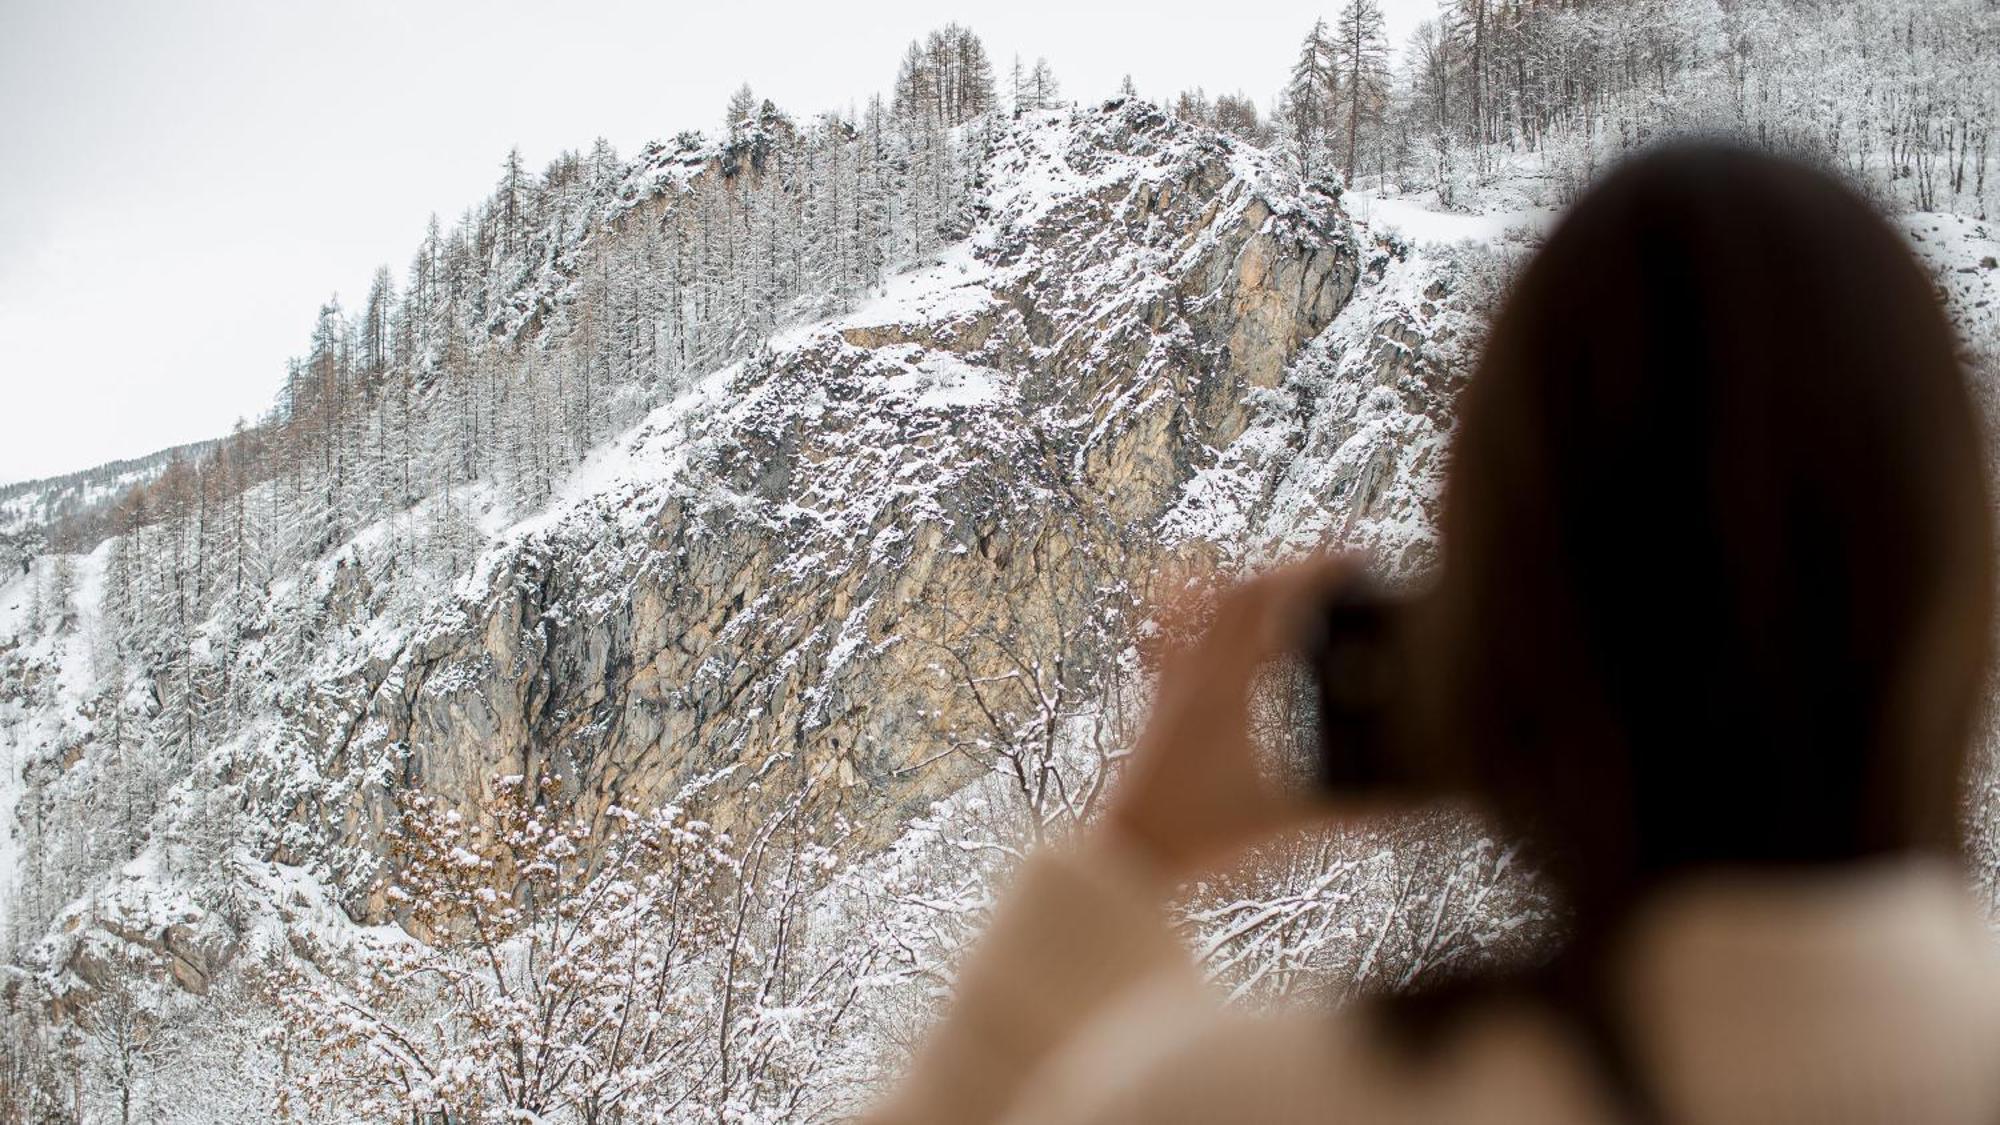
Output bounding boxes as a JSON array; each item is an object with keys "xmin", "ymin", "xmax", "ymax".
[{"xmin": 256, "ymin": 102, "xmax": 1408, "ymax": 914}]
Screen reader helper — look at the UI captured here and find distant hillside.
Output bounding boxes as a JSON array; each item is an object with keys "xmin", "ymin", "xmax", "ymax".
[{"xmin": 0, "ymin": 438, "xmax": 220, "ymax": 547}]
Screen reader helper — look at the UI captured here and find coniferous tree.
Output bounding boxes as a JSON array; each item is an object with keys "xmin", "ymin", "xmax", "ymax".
[
  {"xmin": 725, "ymin": 84, "xmax": 758, "ymax": 146},
  {"xmin": 1335, "ymin": 0, "xmax": 1392, "ymax": 185},
  {"xmin": 893, "ymin": 40, "xmax": 937, "ymax": 126},
  {"xmin": 1456, "ymin": 0, "xmax": 1488, "ymax": 145},
  {"xmin": 1288, "ymin": 19, "xmax": 1339, "ymax": 175},
  {"xmin": 894, "ymin": 25, "xmax": 996, "ymax": 128},
  {"xmin": 498, "ymin": 146, "xmax": 527, "ymax": 259},
  {"xmin": 1173, "ymin": 86, "xmax": 1212, "ymax": 125},
  {"xmin": 1023, "ymin": 58, "xmax": 1061, "ymax": 113},
  {"xmin": 1214, "ymin": 92, "xmax": 1270, "ymax": 144},
  {"xmin": 949, "ymin": 25, "xmax": 997, "ymax": 122}
]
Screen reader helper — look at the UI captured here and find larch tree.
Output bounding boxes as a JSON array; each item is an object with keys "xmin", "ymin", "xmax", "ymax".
[
  {"xmin": 1287, "ymin": 18, "xmax": 1339, "ymax": 175},
  {"xmin": 1024, "ymin": 58, "xmax": 1061, "ymax": 113},
  {"xmin": 1214, "ymin": 92, "xmax": 1270, "ymax": 145},
  {"xmin": 725, "ymin": 83, "xmax": 759, "ymax": 146},
  {"xmin": 1173, "ymin": 85, "xmax": 1212, "ymax": 125},
  {"xmin": 1335, "ymin": 0, "xmax": 1392, "ymax": 185},
  {"xmin": 896, "ymin": 25, "xmax": 997, "ymax": 127}
]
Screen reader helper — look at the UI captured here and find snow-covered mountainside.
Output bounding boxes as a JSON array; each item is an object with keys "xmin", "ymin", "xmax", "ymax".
[
  {"xmin": 0, "ymin": 99, "xmax": 1523, "ymax": 1116},
  {"xmin": 263, "ymin": 101, "xmax": 1365, "ymax": 892},
  {"xmin": 2, "ymin": 91, "xmax": 1997, "ymax": 1121}
]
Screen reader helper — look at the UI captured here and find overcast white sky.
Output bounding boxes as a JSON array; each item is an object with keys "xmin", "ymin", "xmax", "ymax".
[{"xmin": 0, "ymin": 0, "xmax": 1435, "ymax": 485}]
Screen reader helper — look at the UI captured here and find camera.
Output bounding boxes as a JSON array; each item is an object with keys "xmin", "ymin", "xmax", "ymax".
[{"xmin": 1298, "ymin": 575, "xmax": 1421, "ymax": 795}]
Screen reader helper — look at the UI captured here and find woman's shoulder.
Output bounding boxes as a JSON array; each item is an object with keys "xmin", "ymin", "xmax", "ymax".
[
  {"xmin": 985, "ymin": 851, "xmax": 2000, "ymax": 1125},
  {"xmin": 1005, "ymin": 981, "xmax": 1616, "ymax": 1125},
  {"xmin": 1614, "ymin": 857, "xmax": 2000, "ymax": 1120}
]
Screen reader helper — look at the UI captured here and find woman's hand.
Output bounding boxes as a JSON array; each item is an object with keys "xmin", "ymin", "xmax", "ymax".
[{"xmin": 1100, "ymin": 557, "xmax": 1357, "ymax": 881}]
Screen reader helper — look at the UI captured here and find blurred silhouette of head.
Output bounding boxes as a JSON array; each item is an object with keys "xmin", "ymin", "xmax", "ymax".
[{"xmin": 1430, "ymin": 141, "xmax": 1993, "ymax": 934}]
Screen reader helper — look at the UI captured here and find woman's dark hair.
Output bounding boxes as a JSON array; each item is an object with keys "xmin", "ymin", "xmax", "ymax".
[{"xmin": 1402, "ymin": 141, "xmax": 1993, "ymax": 1070}]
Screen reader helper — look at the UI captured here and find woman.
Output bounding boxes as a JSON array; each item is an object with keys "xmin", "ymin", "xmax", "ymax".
[{"xmin": 865, "ymin": 143, "xmax": 2000, "ymax": 1123}]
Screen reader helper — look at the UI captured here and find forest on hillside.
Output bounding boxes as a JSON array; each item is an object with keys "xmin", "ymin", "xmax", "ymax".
[{"xmin": 2, "ymin": 1, "xmax": 1998, "ymax": 1121}]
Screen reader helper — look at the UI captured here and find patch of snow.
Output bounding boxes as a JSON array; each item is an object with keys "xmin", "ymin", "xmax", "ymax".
[
  {"xmin": 1345, "ymin": 189, "xmax": 1556, "ymax": 248},
  {"xmin": 833, "ymin": 242, "xmax": 995, "ymax": 332}
]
